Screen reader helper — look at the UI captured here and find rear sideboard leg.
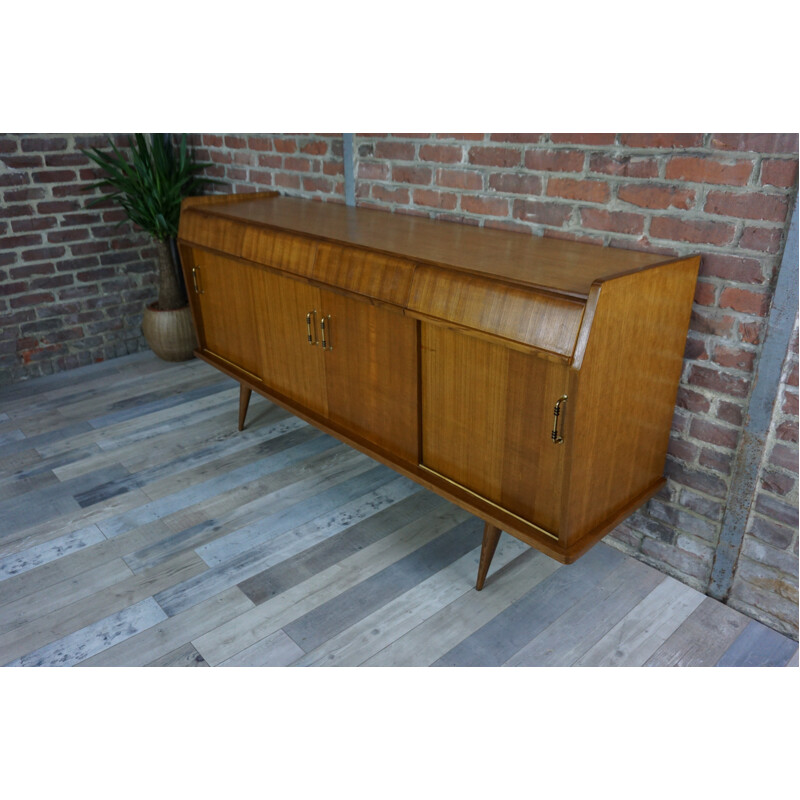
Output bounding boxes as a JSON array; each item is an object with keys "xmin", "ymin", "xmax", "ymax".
[
  {"xmin": 238, "ymin": 384, "xmax": 252, "ymax": 431},
  {"xmin": 476, "ymin": 522, "xmax": 502, "ymax": 591}
]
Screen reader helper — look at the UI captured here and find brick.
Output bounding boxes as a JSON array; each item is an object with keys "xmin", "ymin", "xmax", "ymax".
[
  {"xmin": 45, "ymin": 153, "xmax": 90, "ymax": 167},
  {"xmin": 435, "ymin": 133, "xmax": 485, "ymax": 141},
  {"xmin": 550, "ymin": 133, "xmax": 616, "ymax": 145},
  {"xmin": 579, "ymin": 208, "xmax": 644, "ymax": 235},
  {"xmin": 223, "ymin": 135, "xmax": 247, "ymax": 149},
  {"xmin": 699, "ymin": 253, "xmax": 767, "ymax": 284},
  {"xmin": 0, "ymin": 173, "xmax": 28, "ymax": 187},
  {"xmin": 719, "ymin": 287, "xmax": 770, "ymax": 316},
  {"xmin": 712, "ymin": 344, "xmax": 755, "ymax": 371},
  {"xmin": 210, "ymin": 150, "xmax": 232, "ymax": 165},
  {"xmin": 618, "ymin": 183, "xmax": 695, "ymax": 210},
  {"xmin": 302, "ymin": 176, "xmax": 334, "ymax": 193},
  {"xmin": 775, "ymin": 420, "xmax": 798, "ymax": 443},
  {"xmin": 693, "ymin": 281, "xmax": 716, "ymax": 307},
  {"xmin": 755, "ymin": 493, "xmax": 798, "ymax": 527},
  {"xmin": 412, "ymin": 189, "xmax": 457, "ymax": 210},
  {"xmin": 418, "ymin": 144, "xmax": 462, "ymax": 164},
  {"xmin": 392, "ymin": 165, "xmax": 432, "ymax": 185},
  {"xmin": 704, "ymin": 190, "xmax": 788, "ymax": 222},
  {"xmin": 619, "ymin": 133, "xmax": 705, "ymax": 149},
  {"xmin": 665, "ymin": 156, "xmax": 753, "ymax": 185},
  {"xmin": 641, "ymin": 537, "xmax": 709, "ymax": 582},
  {"xmin": 679, "ymin": 488, "xmax": 725, "ymax": 520},
  {"xmin": 357, "ymin": 161, "xmax": 390, "ymax": 181},
  {"xmin": 783, "ymin": 391, "xmax": 798, "ymax": 416},
  {"xmin": 0, "ymin": 137, "xmax": 18, "ymax": 153},
  {"xmin": 32, "ymin": 169, "xmax": 77, "ymax": 184},
  {"xmin": 512, "ymin": 199, "xmax": 572, "ymax": 227},
  {"xmin": 524, "ymin": 150, "xmax": 584, "ymax": 172},
  {"xmin": 246, "ymin": 136, "xmax": 272, "ymax": 151},
  {"xmin": 9, "ymin": 291, "xmax": 55, "ymax": 308},
  {"xmin": 255, "ymin": 152, "xmax": 281, "ymax": 169},
  {"xmin": 4, "ymin": 188, "xmax": 46, "ymax": 202},
  {"xmin": 2, "ymin": 155, "xmax": 44, "ymax": 169},
  {"xmin": 1, "ymin": 204, "xmax": 35, "ymax": 220},
  {"xmin": 273, "ymin": 138, "xmax": 297, "ymax": 153},
  {"xmin": 738, "ymin": 320, "xmax": 763, "ymax": 345},
  {"xmin": 375, "ymin": 141, "xmax": 416, "ymax": 160},
  {"xmin": 742, "ymin": 537, "xmax": 798, "ymax": 577},
  {"xmin": 648, "ymin": 501, "xmax": 718, "ymax": 541},
  {"xmin": 461, "ymin": 195, "xmax": 509, "ymax": 217},
  {"xmin": 716, "ymin": 400, "xmax": 744, "ymax": 427},
  {"xmin": 649, "ymin": 216, "xmax": 735, "ymax": 246},
  {"xmin": 677, "ymin": 387, "xmax": 711, "ymax": 413},
  {"xmin": 274, "ymin": 173, "xmax": 300, "ymax": 190},
  {"xmin": 322, "ymin": 161, "xmax": 344, "ymax": 177},
  {"xmin": 38, "ymin": 200, "xmax": 79, "ymax": 214},
  {"xmin": 489, "ymin": 134, "xmax": 543, "ymax": 144},
  {"xmin": 760, "ymin": 158, "xmax": 798, "ymax": 188},
  {"xmin": 739, "ymin": 226, "xmax": 782, "ymax": 254},
  {"xmin": 690, "ymin": 418, "xmax": 739, "ymax": 449},
  {"xmin": 547, "ymin": 178, "xmax": 609, "ymax": 203},
  {"xmin": 10, "ymin": 262, "xmax": 55, "ymax": 279},
  {"xmin": 371, "ymin": 185, "xmax": 410, "ymax": 204},
  {"xmin": 668, "ymin": 437, "xmax": 699, "ymax": 463},
  {"xmin": 467, "ymin": 146, "xmax": 521, "ymax": 168},
  {"xmin": 699, "ymin": 446, "xmax": 734, "ymax": 474},
  {"xmin": 770, "ymin": 442, "xmax": 799, "ymax": 472},
  {"xmin": 760, "ymin": 469, "xmax": 795, "ymax": 496},
  {"xmin": 48, "ymin": 228, "xmax": 90, "ymax": 244},
  {"xmin": 435, "ymin": 168, "xmax": 483, "ymax": 191},
  {"xmin": 21, "ymin": 137, "xmax": 68, "ymax": 152},
  {"xmin": 487, "ymin": 173, "xmax": 542, "ymax": 195},
  {"xmin": 665, "ymin": 459, "xmax": 729, "ymax": 497},
  {"xmin": 710, "ymin": 133, "xmax": 799, "ymax": 154},
  {"xmin": 688, "ymin": 364, "xmax": 749, "ymax": 397},
  {"xmin": 284, "ymin": 157, "xmax": 311, "ymax": 172},
  {"xmin": 588, "ymin": 154, "xmax": 659, "ymax": 178},
  {"xmin": 300, "ymin": 140, "xmax": 328, "ymax": 156},
  {"xmin": 0, "ymin": 280, "xmax": 28, "ymax": 296},
  {"xmin": 690, "ymin": 311, "xmax": 735, "ymax": 337}
]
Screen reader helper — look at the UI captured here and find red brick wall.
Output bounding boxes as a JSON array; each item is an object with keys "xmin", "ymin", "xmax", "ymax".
[
  {"xmin": 2, "ymin": 132, "xmax": 798, "ymax": 637},
  {"xmin": 1, "ymin": 134, "xmax": 157, "ymax": 381}
]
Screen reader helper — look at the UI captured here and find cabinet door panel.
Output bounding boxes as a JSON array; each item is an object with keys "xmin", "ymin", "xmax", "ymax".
[
  {"xmin": 321, "ymin": 291, "xmax": 418, "ymax": 464},
  {"xmin": 420, "ymin": 324, "xmax": 567, "ymax": 536},
  {"xmin": 192, "ymin": 251, "xmax": 263, "ymax": 380},
  {"xmin": 259, "ymin": 271, "xmax": 328, "ymax": 419}
]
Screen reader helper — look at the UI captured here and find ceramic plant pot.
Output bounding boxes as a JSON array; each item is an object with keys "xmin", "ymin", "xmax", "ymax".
[{"xmin": 141, "ymin": 302, "xmax": 197, "ymax": 361}]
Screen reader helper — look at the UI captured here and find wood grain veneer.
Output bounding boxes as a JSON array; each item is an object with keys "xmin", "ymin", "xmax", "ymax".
[{"xmin": 178, "ymin": 193, "xmax": 700, "ymax": 582}]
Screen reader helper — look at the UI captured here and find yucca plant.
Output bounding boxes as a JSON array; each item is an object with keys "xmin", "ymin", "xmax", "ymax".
[{"xmin": 83, "ymin": 134, "xmax": 215, "ymax": 310}]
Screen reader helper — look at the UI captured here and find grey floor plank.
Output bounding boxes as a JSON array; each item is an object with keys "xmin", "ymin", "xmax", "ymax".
[
  {"xmin": 5, "ymin": 597, "xmax": 167, "ymax": 667},
  {"xmin": 504, "ymin": 556, "xmax": 665, "ymax": 667},
  {"xmin": 433, "ymin": 543, "xmax": 626, "ymax": 667},
  {"xmin": 283, "ymin": 516, "xmax": 485, "ymax": 654},
  {"xmin": 148, "ymin": 642, "xmax": 209, "ymax": 667},
  {"xmin": 219, "ymin": 629, "xmax": 305, "ymax": 667},
  {"xmin": 644, "ymin": 597, "xmax": 751, "ymax": 667},
  {"xmin": 573, "ymin": 578, "xmax": 705, "ymax": 667},
  {"xmin": 716, "ymin": 620, "xmax": 799, "ymax": 667},
  {"xmin": 1, "ymin": 353, "xmax": 796, "ymax": 670}
]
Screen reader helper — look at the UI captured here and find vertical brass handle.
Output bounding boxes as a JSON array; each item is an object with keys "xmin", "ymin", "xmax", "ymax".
[
  {"xmin": 320, "ymin": 315, "xmax": 329, "ymax": 350},
  {"xmin": 306, "ymin": 310, "xmax": 318, "ymax": 345},
  {"xmin": 192, "ymin": 266, "xmax": 204, "ymax": 294},
  {"xmin": 551, "ymin": 395, "xmax": 568, "ymax": 444}
]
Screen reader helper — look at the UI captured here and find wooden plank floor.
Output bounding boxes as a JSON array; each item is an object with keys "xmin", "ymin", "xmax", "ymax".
[{"xmin": 1, "ymin": 352, "xmax": 797, "ymax": 668}]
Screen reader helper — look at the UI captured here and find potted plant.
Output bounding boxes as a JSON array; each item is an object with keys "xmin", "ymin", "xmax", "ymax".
[{"xmin": 83, "ymin": 133, "xmax": 217, "ymax": 361}]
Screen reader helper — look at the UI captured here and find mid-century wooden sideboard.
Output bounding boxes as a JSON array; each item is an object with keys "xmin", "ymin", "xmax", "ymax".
[{"xmin": 177, "ymin": 191, "xmax": 699, "ymax": 590}]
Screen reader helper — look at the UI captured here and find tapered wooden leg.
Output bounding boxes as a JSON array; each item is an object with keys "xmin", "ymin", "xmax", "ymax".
[
  {"xmin": 238, "ymin": 384, "xmax": 252, "ymax": 431},
  {"xmin": 476, "ymin": 522, "xmax": 502, "ymax": 591}
]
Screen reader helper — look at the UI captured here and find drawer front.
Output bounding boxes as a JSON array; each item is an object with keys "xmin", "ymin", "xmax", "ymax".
[
  {"xmin": 312, "ymin": 243, "xmax": 415, "ymax": 307},
  {"xmin": 181, "ymin": 211, "xmax": 317, "ymax": 276},
  {"xmin": 408, "ymin": 266, "xmax": 585, "ymax": 358}
]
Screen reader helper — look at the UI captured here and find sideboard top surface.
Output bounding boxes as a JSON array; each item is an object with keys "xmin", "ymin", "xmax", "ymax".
[{"xmin": 183, "ymin": 194, "xmax": 673, "ymax": 299}]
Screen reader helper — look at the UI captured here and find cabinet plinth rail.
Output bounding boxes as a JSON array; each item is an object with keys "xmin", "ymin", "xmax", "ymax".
[{"xmin": 178, "ymin": 191, "xmax": 699, "ymax": 587}]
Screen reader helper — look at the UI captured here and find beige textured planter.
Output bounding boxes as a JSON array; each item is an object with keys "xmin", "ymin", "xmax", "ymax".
[{"xmin": 141, "ymin": 302, "xmax": 197, "ymax": 362}]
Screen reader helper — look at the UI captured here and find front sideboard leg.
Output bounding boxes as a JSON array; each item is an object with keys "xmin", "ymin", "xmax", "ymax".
[
  {"xmin": 238, "ymin": 384, "xmax": 252, "ymax": 431},
  {"xmin": 476, "ymin": 522, "xmax": 502, "ymax": 591}
]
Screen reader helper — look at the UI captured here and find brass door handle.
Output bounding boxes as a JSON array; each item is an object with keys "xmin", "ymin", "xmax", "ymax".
[
  {"xmin": 306, "ymin": 310, "xmax": 318, "ymax": 345},
  {"xmin": 551, "ymin": 395, "xmax": 568, "ymax": 444},
  {"xmin": 320, "ymin": 315, "xmax": 332, "ymax": 350},
  {"xmin": 192, "ymin": 266, "xmax": 204, "ymax": 294}
]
